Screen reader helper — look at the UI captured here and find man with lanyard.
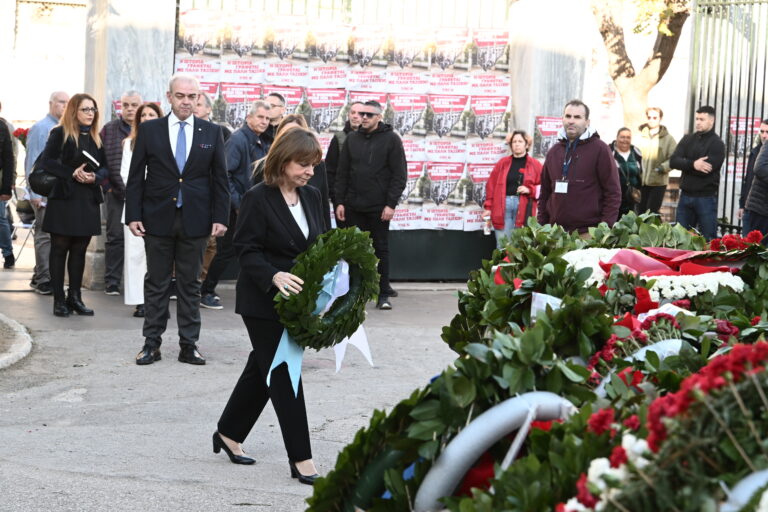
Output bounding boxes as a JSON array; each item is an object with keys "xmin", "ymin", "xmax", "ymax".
[{"xmin": 537, "ymin": 99, "xmax": 621, "ymax": 237}]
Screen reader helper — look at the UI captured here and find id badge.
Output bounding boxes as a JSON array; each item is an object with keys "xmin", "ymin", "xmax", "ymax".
[{"xmin": 555, "ymin": 181, "xmax": 569, "ymax": 194}]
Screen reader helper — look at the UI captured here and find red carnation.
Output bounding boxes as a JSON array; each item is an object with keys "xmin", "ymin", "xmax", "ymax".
[
  {"xmin": 752, "ymin": 316, "xmax": 762, "ymax": 326},
  {"xmin": 640, "ymin": 312, "xmax": 680, "ymax": 331},
  {"xmin": 609, "ymin": 445, "xmax": 628, "ymax": 468},
  {"xmin": 617, "ymin": 367, "xmax": 644, "ymax": 389},
  {"xmin": 530, "ymin": 420, "xmax": 553, "ymax": 431},
  {"xmin": 576, "ymin": 473, "xmax": 600, "ymax": 508},
  {"xmin": 709, "ymin": 238, "xmax": 722, "ymax": 251},
  {"xmin": 555, "ymin": 504, "xmax": 567, "ymax": 512},
  {"xmin": 588, "ymin": 408, "xmax": 615, "ymax": 436},
  {"xmin": 623, "ymin": 414, "xmax": 641, "ymax": 430},
  {"xmin": 715, "ymin": 319, "xmax": 740, "ymax": 342},
  {"xmin": 671, "ymin": 299, "xmax": 691, "ymax": 310},
  {"xmin": 746, "ymin": 230, "xmax": 764, "ymax": 244},
  {"xmin": 721, "ymin": 234, "xmax": 747, "ymax": 250},
  {"xmin": 634, "ymin": 286, "xmax": 659, "ymax": 314}
]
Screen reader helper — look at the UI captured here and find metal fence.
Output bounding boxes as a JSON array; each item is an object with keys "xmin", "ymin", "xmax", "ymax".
[{"xmin": 689, "ymin": 0, "xmax": 768, "ymax": 234}]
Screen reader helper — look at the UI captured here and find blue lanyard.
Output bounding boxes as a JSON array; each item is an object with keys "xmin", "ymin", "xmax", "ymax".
[{"xmin": 562, "ymin": 139, "xmax": 578, "ymax": 180}]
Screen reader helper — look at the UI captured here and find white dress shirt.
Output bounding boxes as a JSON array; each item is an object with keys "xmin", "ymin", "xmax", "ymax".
[{"xmin": 168, "ymin": 111, "xmax": 194, "ymax": 162}]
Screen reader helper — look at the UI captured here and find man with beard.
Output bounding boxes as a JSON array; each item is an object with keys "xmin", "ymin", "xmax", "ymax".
[
  {"xmin": 101, "ymin": 90, "xmax": 142, "ymax": 295},
  {"xmin": 200, "ymin": 100, "xmax": 270, "ymax": 310},
  {"xmin": 636, "ymin": 107, "xmax": 677, "ymax": 215},
  {"xmin": 335, "ymin": 100, "xmax": 406, "ymax": 310},
  {"xmin": 537, "ymin": 99, "xmax": 621, "ymax": 236},
  {"xmin": 325, "ymin": 101, "xmax": 363, "ymax": 223},
  {"xmin": 671, "ymin": 106, "xmax": 725, "ymax": 240},
  {"xmin": 261, "ymin": 92, "xmax": 286, "ymax": 145}
]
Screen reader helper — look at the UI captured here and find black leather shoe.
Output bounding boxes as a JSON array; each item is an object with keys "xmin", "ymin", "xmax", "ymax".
[
  {"xmin": 178, "ymin": 346, "xmax": 206, "ymax": 365},
  {"xmin": 383, "ymin": 288, "xmax": 399, "ymax": 297},
  {"xmin": 212, "ymin": 432, "xmax": 255, "ymax": 465},
  {"xmin": 53, "ymin": 300, "xmax": 70, "ymax": 317},
  {"xmin": 133, "ymin": 305, "xmax": 145, "ymax": 318},
  {"xmin": 66, "ymin": 291, "xmax": 94, "ymax": 316},
  {"xmin": 289, "ymin": 460, "xmax": 319, "ymax": 485},
  {"xmin": 136, "ymin": 345, "xmax": 161, "ymax": 365}
]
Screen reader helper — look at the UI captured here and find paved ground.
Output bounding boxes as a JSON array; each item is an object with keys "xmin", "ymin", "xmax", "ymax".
[{"xmin": 0, "ymin": 237, "xmax": 463, "ymax": 512}]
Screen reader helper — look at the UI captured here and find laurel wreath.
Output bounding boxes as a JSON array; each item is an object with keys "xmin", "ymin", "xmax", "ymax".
[{"xmin": 274, "ymin": 227, "xmax": 380, "ymax": 350}]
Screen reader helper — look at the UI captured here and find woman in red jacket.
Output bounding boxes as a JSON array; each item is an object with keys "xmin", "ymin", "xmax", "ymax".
[{"xmin": 483, "ymin": 130, "xmax": 543, "ymax": 247}]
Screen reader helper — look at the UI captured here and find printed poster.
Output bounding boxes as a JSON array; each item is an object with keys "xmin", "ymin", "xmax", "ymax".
[{"xmin": 534, "ymin": 116, "xmax": 562, "ymax": 158}]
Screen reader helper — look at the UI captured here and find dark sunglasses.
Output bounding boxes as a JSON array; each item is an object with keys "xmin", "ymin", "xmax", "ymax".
[{"xmin": 359, "ymin": 112, "xmax": 379, "ymax": 118}]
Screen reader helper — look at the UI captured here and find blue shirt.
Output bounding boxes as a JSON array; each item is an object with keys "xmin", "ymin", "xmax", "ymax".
[{"xmin": 24, "ymin": 114, "xmax": 59, "ymax": 200}]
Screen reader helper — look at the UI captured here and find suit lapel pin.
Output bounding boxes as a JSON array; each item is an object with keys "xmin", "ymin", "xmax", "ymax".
[{"xmin": 198, "ymin": 127, "xmax": 202, "ymax": 131}]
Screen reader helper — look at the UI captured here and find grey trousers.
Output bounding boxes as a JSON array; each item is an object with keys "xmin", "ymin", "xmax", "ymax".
[
  {"xmin": 104, "ymin": 191, "xmax": 124, "ymax": 287},
  {"xmin": 142, "ymin": 209, "xmax": 208, "ymax": 348},
  {"xmin": 31, "ymin": 202, "xmax": 51, "ymax": 284}
]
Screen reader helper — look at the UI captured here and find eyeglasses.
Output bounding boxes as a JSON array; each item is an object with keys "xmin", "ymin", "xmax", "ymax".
[
  {"xmin": 79, "ymin": 107, "xmax": 98, "ymax": 113},
  {"xmin": 359, "ymin": 112, "xmax": 379, "ymax": 118}
]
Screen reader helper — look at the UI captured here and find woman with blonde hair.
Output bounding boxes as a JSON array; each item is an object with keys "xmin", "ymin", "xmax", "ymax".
[
  {"xmin": 213, "ymin": 128, "xmax": 326, "ymax": 484},
  {"xmin": 120, "ymin": 102, "xmax": 163, "ymax": 317},
  {"xmin": 39, "ymin": 93, "xmax": 108, "ymax": 317}
]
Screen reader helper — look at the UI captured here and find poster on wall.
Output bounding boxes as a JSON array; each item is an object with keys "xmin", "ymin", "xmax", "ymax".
[
  {"xmin": 728, "ymin": 116, "xmax": 763, "ymax": 158},
  {"xmin": 533, "ymin": 116, "xmax": 562, "ymax": 158},
  {"xmin": 174, "ymin": 7, "xmax": 514, "ymax": 231}
]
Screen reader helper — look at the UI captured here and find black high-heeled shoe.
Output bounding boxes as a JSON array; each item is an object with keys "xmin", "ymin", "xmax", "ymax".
[
  {"xmin": 289, "ymin": 460, "xmax": 319, "ymax": 485},
  {"xmin": 212, "ymin": 432, "xmax": 255, "ymax": 465}
]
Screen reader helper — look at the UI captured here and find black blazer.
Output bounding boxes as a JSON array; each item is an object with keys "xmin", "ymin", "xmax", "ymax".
[
  {"xmin": 124, "ymin": 115, "xmax": 229, "ymax": 237},
  {"xmin": 234, "ymin": 183, "xmax": 327, "ymax": 320},
  {"xmin": 41, "ymin": 126, "xmax": 107, "ymax": 202}
]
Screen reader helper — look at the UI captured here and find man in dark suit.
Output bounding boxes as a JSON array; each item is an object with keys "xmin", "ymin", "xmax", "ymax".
[{"xmin": 125, "ymin": 73, "xmax": 229, "ymax": 366}]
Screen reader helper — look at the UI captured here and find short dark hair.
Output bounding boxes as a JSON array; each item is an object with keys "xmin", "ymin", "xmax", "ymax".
[
  {"xmin": 646, "ymin": 107, "xmax": 664, "ymax": 118},
  {"xmin": 617, "ymin": 127, "xmax": 631, "ymax": 137},
  {"xmin": 564, "ymin": 99, "xmax": 590, "ymax": 120},
  {"xmin": 267, "ymin": 92, "xmax": 286, "ymax": 105},
  {"xmin": 364, "ymin": 100, "xmax": 383, "ymax": 112},
  {"xmin": 696, "ymin": 105, "xmax": 716, "ymax": 117},
  {"xmin": 506, "ymin": 130, "xmax": 531, "ymax": 151},
  {"xmin": 761, "ymin": 118, "xmax": 768, "ymax": 125}
]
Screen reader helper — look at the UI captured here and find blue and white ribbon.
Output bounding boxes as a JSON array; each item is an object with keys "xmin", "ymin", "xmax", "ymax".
[{"xmin": 267, "ymin": 259, "xmax": 373, "ymax": 396}]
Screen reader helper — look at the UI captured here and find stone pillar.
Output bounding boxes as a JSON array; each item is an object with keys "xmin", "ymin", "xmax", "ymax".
[{"xmin": 82, "ymin": 0, "xmax": 176, "ymax": 289}]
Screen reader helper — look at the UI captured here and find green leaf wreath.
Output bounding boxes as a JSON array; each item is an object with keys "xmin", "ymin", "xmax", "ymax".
[{"xmin": 274, "ymin": 227, "xmax": 379, "ymax": 351}]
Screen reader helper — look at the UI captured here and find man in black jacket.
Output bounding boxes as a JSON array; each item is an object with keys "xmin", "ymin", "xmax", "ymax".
[
  {"xmin": 0, "ymin": 120, "xmax": 15, "ymax": 269},
  {"xmin": 326, "ymin": 101, "xmax": 363, "ymax": 217},
  {"xmin": 670, "ymin": 106, "xmax": 725, "ymax": 240},
  {"xmin": 100, "ymin": 90, "xmax": 142, "ymax": 295},
  {"xmin": 335, "ymin": 100, "xmax": 407, "ymax": 310},
  {"xmin": 744, "ymin": 130, "xmax": 768, "ymax": 242},
  {"xmin": 739, "ymin": 119, "xmax": 768, "ymax": 234},
  {"xmin": 200, "ymin": 100, "xmax": 270, "ymax": 310}
]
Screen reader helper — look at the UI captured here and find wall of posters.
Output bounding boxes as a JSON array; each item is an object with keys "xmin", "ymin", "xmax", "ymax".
[{"xmin": 174, "ymin": 10, "xmax": 513, "ymax": 231}]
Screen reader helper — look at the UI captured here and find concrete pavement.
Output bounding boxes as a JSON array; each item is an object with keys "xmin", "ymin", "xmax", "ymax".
[{"xmin": 0, "ymin": 258, "xmax": 463, "ymax": 511}]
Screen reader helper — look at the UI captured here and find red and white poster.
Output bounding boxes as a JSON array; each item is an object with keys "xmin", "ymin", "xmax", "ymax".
[
  {"xmin": 264, "ymin": 58, "xmax": 309, "ymax": 86},
  {"xmin": 267, "ymin": 16, "xmax": 307, "ymax": 59},
  {"xmin": 199, "ymin": 82, "xmax": 219, "ymax": 96},
  {"xmin": 466, "ymin": 138, "xmax": 507, "ymax": 164},
  {"xmin": 348, "ymin": 90, "xmax": 388, "ymax": 106},
  {"xmin": 428, "ymin": 94, "xmax": 468, "ymax": 137},
  {"xmin": 428, "ymin": 72, "xmax": 471, "ymax": 95},
  {"xmin": 468, "ymin": 163, "xmax": 494, "ymax": 208},
  {"xmin": 390, "ymin": 206, "xmax": 424, "ymax": 230},
  {"xmin": 470, "ymin": 96, "xmax": 509, "ymax": 139},
  {"xmin": 178, "ymin": 9, "xmax": 221, "ymax": 56},
  {"xmin": 221, "ymin": 58, "xmax": 265, "ymax": 83},
  {"xmin": 347, "ymin": 68, "xmax": 388, "ymax": 91},
  {"xmin": 350, "ymin": 26, "xmax": 388, "ymax": 67},
  {"xmin": 426, "ymin": 162, "xmax": 464, "ymax": 206},
  {"xmin": 386, "ymin": 70, "xmax": 430, "ymax": 94},
  {"xmin": 174, "ymin": 57, "xmax": 221, "ymax": 83},
  {"xmin": 390, "ymin": 29, "xmax": 430, "ymax": 69},
  {"xmin": 422, "ymin": 206, "xmax": 465, "ymax": 230},
  {"xmin": 725, "ymin": 160, "xmax": 746, "ymax": 180},
  {"xmin": 401, "ymin": 136, "xmax": 427, "ymax": 162},
  {"xmin": 473, "ymin": 29, "xmax": 509, "ymax": 71},
  {"xmin": 470, "ymin": 73, "xmax": 511, "ymax": 97},
  {"xmin": 226, "ymin": 11, "xmax": 264, "ymax": 57},
  {"xmin": 728, "ymin": 116, "xmax": 763, "ymax": 158},
  {"xmin": 262, "ymin": 85, "xmax": 304, "ymax": 114},
  {"xmin": 219, "ymin": 83, "xmax": 262, "ymax": 129},
  {"xmin": 389, "ymin": 93, "xmax": 428, "ymax": 135},
  {"xmin": 308, "ymin": 63, "xmax": 348, "ymax": 89},
  {"xmin": 402, "ymin": 161, "xmax": 427, "ymax": 204},
  {"xmin": 426, "ymin": 136, "xmax": 466, "ymax": 163},
  {"xmin": 431, "ymin": 27, "xmax": 470, "ymax": 70},
  {"xmin": 534, "ymin": 115, "xmax": 562, "ymax": 158},
  {"xmin": 317, "ymin": 133, "xmax": 334, "ymax": 156},
  {"xmin": 305, "ymin": 88, "xmax": 347, "ymax": 132},
  {"xmin": 309, "ymin": 25, "xmax": 351, "ymax": 62},
  {"xmin": 463, "ymin": 207, "xmax": 487, "ymax": 232}
]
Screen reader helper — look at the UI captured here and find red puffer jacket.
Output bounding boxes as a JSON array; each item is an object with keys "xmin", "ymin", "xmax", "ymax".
[{"xmin": 483, "ymin": 154, "xmax": 543, "ymax": 229}]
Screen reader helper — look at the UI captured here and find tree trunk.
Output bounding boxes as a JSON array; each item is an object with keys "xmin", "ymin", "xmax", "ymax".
[{"xmin": 615, "ymin": 82, "xmax": 650, "ymax": 131}]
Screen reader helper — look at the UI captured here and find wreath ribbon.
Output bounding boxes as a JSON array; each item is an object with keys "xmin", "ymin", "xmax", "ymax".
[{"xmin": 268, "ymin": 260, "xmax": 373, "ymax": 396}]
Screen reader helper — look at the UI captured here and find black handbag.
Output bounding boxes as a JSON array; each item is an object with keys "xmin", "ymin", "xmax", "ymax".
[{"xmin": 28, "ymin": 153, "xmax": 58, "ymax": 197}]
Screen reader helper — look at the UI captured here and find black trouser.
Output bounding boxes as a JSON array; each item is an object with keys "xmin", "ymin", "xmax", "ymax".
[
  {"xmin": 747, "ymin": 210, "xmax": 768, "ymax": 245},
  {"xmin": 217, "ymin": 317, "xmax": 312, "ymax": 462},
  {"xmin": 142, "ymin": 209, "xmax": 207, "ymax": 348},
  {"xmin": 639, "ymin": 185, "xmax": 666, "ymax": 215},
  {"xmin": 104, "ymin": 191, "xmax": 124, "ymax": 287},
  {"xmin": 345, "ymin": 208, "xmax": 391, "ymax": 294},
  {"xmin": 49, "ymin": 234, "xmax": 91, "ymax": 302},
  {"xmin": 201, "ymin": 209, "xmax": 236, "ymax": 296}
]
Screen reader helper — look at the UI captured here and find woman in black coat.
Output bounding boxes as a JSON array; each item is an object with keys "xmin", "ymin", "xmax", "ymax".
[
  {"xmin": 40, "ymin": 93, "xmax": 107, "ymax": 317},
  {"xmin": 214, "ymin": 128, "xmax": 327, "ymax": 484}
]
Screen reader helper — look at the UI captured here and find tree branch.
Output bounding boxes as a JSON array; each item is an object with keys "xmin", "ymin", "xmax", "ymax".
[
  {"xmin": 635, "ymin": 9, "xmax": 690, "ymax": 90},
  {"xmin": 591, "ymin": 0, "xmax": 636, "ymax": 88}
]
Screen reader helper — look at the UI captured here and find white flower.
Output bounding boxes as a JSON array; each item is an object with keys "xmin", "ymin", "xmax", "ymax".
[
  {"xmin": 757, "ymin": 489, "xmax": 768, "ymax": 512},
  {"xmin": 621, "ymin": 433, "xmax": 651, "ymax": 469},
  {"xmin": 564, "ymin": 497, "xmax": 589, "ymax": 511},
  {"xmin": 644, "ymin": 272, "xmax": 744, "ymax": 301},
  {"xmin": 562, "ymin": 248, "xmax": 622, "ymax": 286}
]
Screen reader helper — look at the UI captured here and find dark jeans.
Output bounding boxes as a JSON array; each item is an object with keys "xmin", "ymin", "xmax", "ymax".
[
  {"xmin": 104, "ymin": 191, "xmax": 124, "ymax": 287},
  {"xmin": 345, "ymin": 208, "xmax": 391, "ymax": 294},
  {"xmin": 217, "ymin": 316, "xmax": 312, "ymax": 462},
  {"xmin": 201, "ymin": 209, "xmax": 236, "ymax": 295},
  {"xmin": 142, "ymin": 209, "xmax": 207, "ymax": 348},
  {"xmin": 747, "ymin": 210, "xmax": 768, "ymax": 244},
  {"xmin": 742, "ymin": 210, "xmax": 753, "ymax": 235},
  {"xmin": 49, "ymin": 234, "xmax": 91, "ymax": 301},
  {"xmin": 639, "ymin": 185, "xmax": 666, "ymax": 215},
  {"xmin": 676, "ymin": 193, "xmax": 718, "ymax": 240}
]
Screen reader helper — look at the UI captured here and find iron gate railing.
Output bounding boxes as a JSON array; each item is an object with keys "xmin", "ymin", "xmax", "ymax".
[{"xmin": 689, "ymin": 0, "xmax": 768, "ymax": 234}]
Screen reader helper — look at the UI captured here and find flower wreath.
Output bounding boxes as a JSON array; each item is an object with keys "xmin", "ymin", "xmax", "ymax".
[{"xmin": 274, "ymin": 227, "xmax": 380, "ymax": 351}]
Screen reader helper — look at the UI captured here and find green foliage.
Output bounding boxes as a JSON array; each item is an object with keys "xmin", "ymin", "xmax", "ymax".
[{"xmin": 589, "ymin": 211, "xmax": 706, "ymax": 250}]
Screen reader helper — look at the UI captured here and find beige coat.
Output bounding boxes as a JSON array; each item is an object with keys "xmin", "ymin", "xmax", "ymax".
[{"xmin": 637, "ymin": 124, "xmax": 677, "ymax": 187}]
